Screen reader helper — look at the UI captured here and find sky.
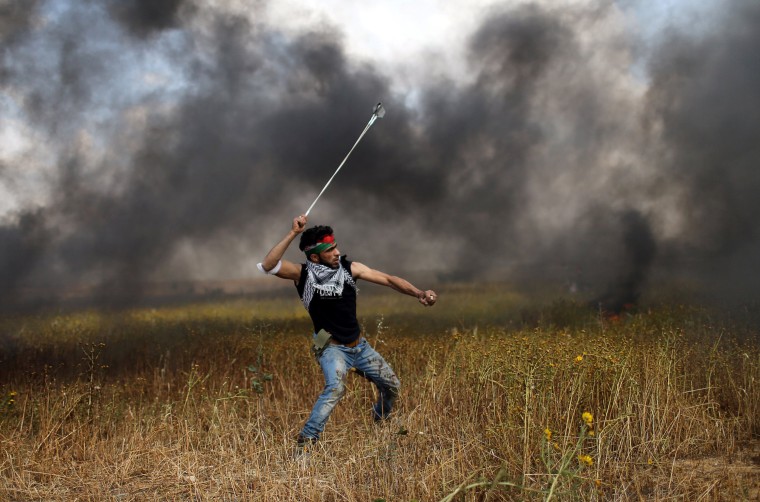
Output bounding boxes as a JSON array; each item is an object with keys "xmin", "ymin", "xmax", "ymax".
[{"xmin": 1, "ymin": 0, "xmax": 758, "ymax": 310}]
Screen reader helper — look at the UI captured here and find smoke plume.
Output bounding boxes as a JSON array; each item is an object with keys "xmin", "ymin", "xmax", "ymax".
[
  {"xmin": 645, "ymin": 0, "xmax": 760, "ymax": 302},
  {"xmin": 110, "ymin": 0, "xmax": 192, "ymax": 38},
  {"xmin": 0, "ymin": 0, "xmax": 758, "ymax": 309}
]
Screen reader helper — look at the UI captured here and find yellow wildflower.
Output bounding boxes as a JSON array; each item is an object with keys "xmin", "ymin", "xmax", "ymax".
[
  {"xmin": 647, "ymin": 457, "xmax": 653, "ymax": 465},
  {"xmin": 578, "ymin": 454, "xmax": 593, "ymax": 466},
  {"xmin": 588, "ymin": 429, "xmax": 595, "ymax": 437},
  {"xmin": 582, "ymin": 411, "xmax": 593, "ymax": 426},
  {"xmin": 574, "ymin": 355, "xmax": 583, "ymax": 363},
  {"xmin": 544, "ymin": 428, "xmax": 552, "ymax": 441}
]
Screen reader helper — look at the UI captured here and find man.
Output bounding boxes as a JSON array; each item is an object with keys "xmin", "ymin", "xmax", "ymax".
[{"xmin": 257, "ymin": 215, "xmax": 437, "ymax": 448}]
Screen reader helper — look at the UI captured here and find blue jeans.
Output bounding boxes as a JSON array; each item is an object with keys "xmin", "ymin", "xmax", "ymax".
[{"xmin": 299, "ymin": 337, "xmax": 401, "ymax": 441}]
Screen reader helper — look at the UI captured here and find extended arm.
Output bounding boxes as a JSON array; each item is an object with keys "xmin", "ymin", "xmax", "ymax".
[
  {"xmin": 351, "ymin": 262, "xmax": 437, "ymax": 306},
  {"xmin": 258, "ymin": 215, "xmax": 307, "ymax": 281}
]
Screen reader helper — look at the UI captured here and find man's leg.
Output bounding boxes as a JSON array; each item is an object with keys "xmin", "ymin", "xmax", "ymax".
[
  {"xmin": 298, "ymin": 345, "xmax": 349, "ymax": 442},
  {"xmin": 353, "ymin": 339, "xmax": 401, "ymax": 421}
]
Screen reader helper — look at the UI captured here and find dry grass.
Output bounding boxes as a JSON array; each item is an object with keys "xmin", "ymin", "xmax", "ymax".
[{"xmin": 1, "ymin": 285, "xmax": 759, "ymax": 501}]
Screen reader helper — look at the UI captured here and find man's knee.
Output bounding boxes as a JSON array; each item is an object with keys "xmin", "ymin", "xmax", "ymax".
[{"xmin": 324, "ymin": 380, "xmax": 346, "ymax": 401}]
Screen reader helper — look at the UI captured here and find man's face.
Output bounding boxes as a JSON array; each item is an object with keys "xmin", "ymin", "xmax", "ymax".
[{"xmin": 315, "ymin": 244, "xmax": 340, "ymax": 268}]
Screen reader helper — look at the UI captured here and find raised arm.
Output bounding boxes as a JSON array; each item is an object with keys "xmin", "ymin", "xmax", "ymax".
[
  {"xmin": 351, "ymin": 262, "xmax": 437, "ymax": 306},
  {"xmin": 258, "ymin": 215, "xmax": 307, "ymax": 281}
]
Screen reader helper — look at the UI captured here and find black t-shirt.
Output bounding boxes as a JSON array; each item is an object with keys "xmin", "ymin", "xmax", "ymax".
[{"xmin": 295, "ymin": 255, "xmax": 361, "ymax": 344}]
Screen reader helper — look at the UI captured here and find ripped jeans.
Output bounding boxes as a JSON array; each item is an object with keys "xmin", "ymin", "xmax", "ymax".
[{"xmin": 299, "ymin": 337, "xmax": 401, "ymax": 441}]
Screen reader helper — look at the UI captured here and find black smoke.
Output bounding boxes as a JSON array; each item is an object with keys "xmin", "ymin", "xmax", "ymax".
[
  {"xmin": 592, "ymin": 210, "xmax": 657, "ymax": 314},
  {"xmin": 110, "ymin": 0, "xmax": 193, "ymax": 38},
  {"xmin": 0, "ymin": 210, "xmax": 50, "ymax": 307},
  {"xmin": 0, "ymin": 0, "xmax": 759, "ymax": 310},
  {"xmin": 645, "ymin": 0, "xmax": 760, "ymax": 302},
  {"xmin": 0, "ymin": 0, "xmax": 41, "ymax": 45}
]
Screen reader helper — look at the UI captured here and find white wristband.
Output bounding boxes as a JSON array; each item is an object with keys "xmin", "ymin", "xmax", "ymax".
[{"xmin": 257, "ymin": 260, "xmax": 282, "ymax": 275}]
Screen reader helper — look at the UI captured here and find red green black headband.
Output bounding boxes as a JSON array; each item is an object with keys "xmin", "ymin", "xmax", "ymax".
[{"xmin": 304, "ymin": 234, "xmax": 336, "ymax": 256}]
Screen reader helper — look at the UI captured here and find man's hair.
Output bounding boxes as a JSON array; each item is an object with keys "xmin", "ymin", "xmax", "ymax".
[{"xmin": 299, "ymin": 225, "xmax": 334, "ymax": 252}]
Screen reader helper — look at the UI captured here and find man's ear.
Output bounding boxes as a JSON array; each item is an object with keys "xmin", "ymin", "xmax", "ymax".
[{"xmin": 308, "ymin": 254, "xmax": 319, "ymax": 263}]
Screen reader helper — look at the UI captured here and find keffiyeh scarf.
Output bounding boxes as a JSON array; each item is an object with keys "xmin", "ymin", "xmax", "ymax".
[{"xmin": 301, "ymin": 260, "xmax": 357, "ymax": 310}]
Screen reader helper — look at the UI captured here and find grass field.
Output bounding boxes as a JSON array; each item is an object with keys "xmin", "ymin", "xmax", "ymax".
[{"xmin": 1, "ymin": 284, "xmax": 759, "ymax": 500}]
